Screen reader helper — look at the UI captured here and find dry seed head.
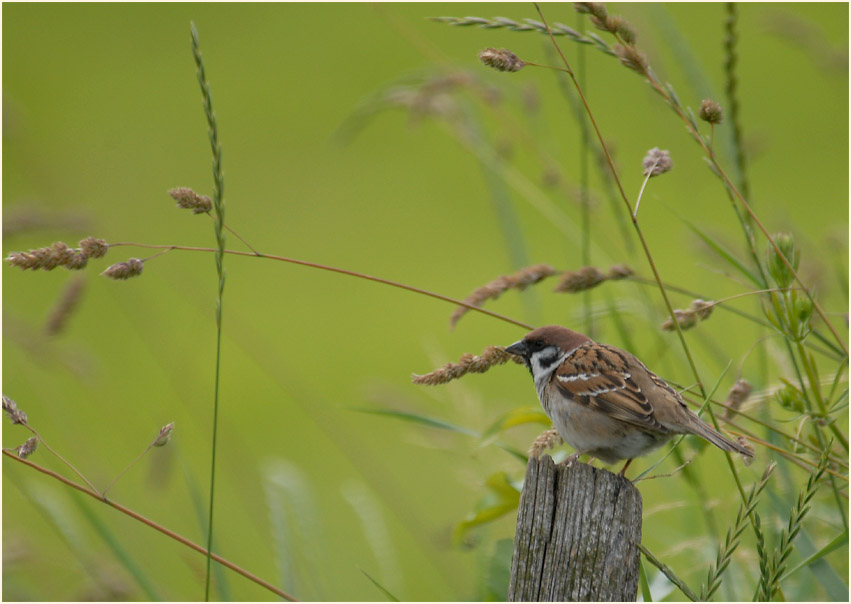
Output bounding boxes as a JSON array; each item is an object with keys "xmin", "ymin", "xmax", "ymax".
[
  {"xmin": 699, "ymin": 99, "xmax": 724, "ymax": 124},
  {"xmin": 65, "ymin": 251, "xmax": 89, "ymax": 270},
  {"xmin": 737, "ymin": 437, "xmax": 755, "ymax": 466},
  {"xmin": 412, "ymin": 346, "xmax": 521, "ymax": 385},
  {"xmin": 169, "ymin": 187, "xmax": 212, "ymax": 214},
  {"xmin": 450, "ymin": 264, "xmax": 558, "ymax": 328},
  {"xmin": 153, "ymin": 422, "xmax": 175, "ymax": 447},
  {"xmin": 51, "ymin": 242, "xmax": 74, "ymax": 268},
  {"xmin": 615, "ymin": 19, "xmax": 637, "ymax": 44},
  {"xmin": 642, "ymin": 147, "xmax": 673, "ymax": 177},
  {"xmin": 529, "ymin": 427, "xmax": 563, "ymax": 458},
  {"xmin": 574, "ymin": 2, "xmax": 608, "ymax": 20},
  {"xmin": 589, "ymin": 15, "xmax": 610, "ymax": 32},
  {"xmin": 2, "ymin": 395, "xmax": 28, "ymax": 425},
  {"xmin": 80, "ymin": 237, "xmax": 109, "ymax": 259},
  {"xmin": 614, "ymin": 44, "xmax": 648, "ymax": 73},
  {"xmin": 45, "ymin": 276, "xmax": 86, "ymax": 336},
  {"xmin": 479, "ymin": 48, "xmax": 526, "ymax": 73},
  {"xmin": 7, "ymin": 251, "xmax": 41, "ymax": 270},
  {"xmin": 607, "ymin": 264, "xmax": 633, "ymax": 280},
  {"xmin": 691, "ymin": 299, "xmax": 714, "ymax": 320},
  {"xmin": 8, "ymin": 238, "xmax": 107, "ymax": 271},
  {"xmin": 724, "ymin": 379, "xmax": 753, "ymax": 419},
  {"xmin": 661, "ymin": 309, "xmax": 698, "ymax": 331},
  {"xmin": 592, "ymin": 14, "xmax": 627, "ymax": 35},
  {"xmin": 102, "ymin": 258, "xmax": 144, "ymax": 280},
  {"xmin": 554, "ymin": 266, "xmax": 606, "ymax": 293},
  {"xmin": 16, "ymin": 437, "xmax": 38, "ymax": 459}
]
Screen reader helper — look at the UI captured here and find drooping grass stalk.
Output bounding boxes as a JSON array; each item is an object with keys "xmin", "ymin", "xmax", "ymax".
[
  {"xmin": 699, "ymin": 462, "xmax": 776, "ymax": 600},
  {"xmin": 531, "ymin": 3, "xmax": 708, "ymax": 399},
  {"xmin": 542, "ymin": 43, "xmax": 634, "ymax": 256},
  {"xmin": 3, "ymin": 451, "xmax": 296, "ymax": 601},
  {"xmin": 436, "ymin": 8, "xmax": 848, "ymax": 357},
  {"xmin": 109, "ymin": 241, "xmax": 534, "ymax": 329},
  {"xmin": 190, "ymin": 22, "xmax": 227, "ymax": 602},
  {"xmin": 431, "ymin": 15, "xmax": 616, "ymax": 56}
]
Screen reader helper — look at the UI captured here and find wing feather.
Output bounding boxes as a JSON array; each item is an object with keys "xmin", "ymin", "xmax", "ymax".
[{"xmin": 553, "ymin": 343, "xmax": 669, "ymax": 433}]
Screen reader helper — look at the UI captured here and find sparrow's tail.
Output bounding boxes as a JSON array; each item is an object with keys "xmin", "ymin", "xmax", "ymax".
[{"xmin": 689, "ymin": 416, "xmax": 754, "ymax": 458}]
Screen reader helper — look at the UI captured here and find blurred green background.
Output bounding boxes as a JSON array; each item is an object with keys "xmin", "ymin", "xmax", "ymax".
[{"xmin": 3, "ymin": 3, "xmax": 848, "ymax": 601}]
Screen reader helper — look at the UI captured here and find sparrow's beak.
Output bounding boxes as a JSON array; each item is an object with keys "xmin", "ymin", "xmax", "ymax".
[{"xmin": 505, "ymin": 340, "xmax": 528, "ymax": 358}]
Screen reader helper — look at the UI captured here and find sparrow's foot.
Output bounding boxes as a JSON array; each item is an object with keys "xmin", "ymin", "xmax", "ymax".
[
  {"xmin": 529, "ymin": 428, "xmax": 562, "ymax": 458},
  {"xmin": 618, "ymin": 458, "xmax": 635, "ymax": 477},
  {"xmin": 564, "ymin": 451, "xmax": 582, "ymax": 465}
]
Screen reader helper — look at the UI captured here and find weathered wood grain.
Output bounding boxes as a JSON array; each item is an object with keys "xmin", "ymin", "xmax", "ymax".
[{"xmin": 508, "ymin": 456, "xmax": 642, "ymax": 602}]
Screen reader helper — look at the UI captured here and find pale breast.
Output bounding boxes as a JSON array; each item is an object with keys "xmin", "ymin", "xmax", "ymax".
[{"xmin": 541, "ymin": 389, "xmax": 671, "ymax": 464}]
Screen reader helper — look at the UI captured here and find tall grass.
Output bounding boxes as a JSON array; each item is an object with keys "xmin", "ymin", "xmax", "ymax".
[{"xmin": 3, "ymin": 3, "xmax": 847, "ymax": 601}]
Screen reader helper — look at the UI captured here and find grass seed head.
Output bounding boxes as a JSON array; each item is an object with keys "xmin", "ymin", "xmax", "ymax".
[
  {"xmin": 479, "ymin": 48, "xmax": 526, "ymax": 73},
  {"xmin": 643, "ymin": 147, "xmax": 673, "ymax": 176},
  {"xmin": 169, "ymin": 187, "xmax": 212, "ymax": 214},
  {"xmin": 102, "ymin": 258, "xmax": 144, "ymax": 280},
  {"xmin": 2, "ymin": 395, "xmax": 28, "ymax": 425},
  {"xmin": 80, "ymin": 237, "xmax": 109, "ymax": 259},
  {"xmin": 699, "ymin": 99, "xmax": 724, "ymax": 124},
  {"xmin": 16, "ymin": 437, "xmax": 38, "ymax": 459}
]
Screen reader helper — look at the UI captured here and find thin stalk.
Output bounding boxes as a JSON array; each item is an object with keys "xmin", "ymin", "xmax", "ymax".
[
  {"xmin": 637, "ymin": 543, "xmax": 698, "ymax": 601},
  {"xmin": 577, "ymin": 10, "xmax": 593, "ymax": 336},
  {"xmin": 797, "ymin": 341, "xmax": 848, "ymax": 449},
  {"xmin": 22, "ymin": 424, "xmax": 100, "ymax": 494},
  {"xmin": 101, "ymin": 442, "xmax": 155, "ymax": 499},
  {"xmin": 3, "ymin": 451, "xmax": 297, "ymax": 601},
  {"xmin": 190, "ymin": 22, "xmax": 226, "ymax": 602},
  {"xmin": 629, "ymin": 43, "xmax": 846, "ymax": 357},
  {"xmin": 109, "ymin": 242, "xmax": 534, "ymax": 330},
  {"xmin": 533, "ymin": 3, "xmax": 707, "ymax": 396}
]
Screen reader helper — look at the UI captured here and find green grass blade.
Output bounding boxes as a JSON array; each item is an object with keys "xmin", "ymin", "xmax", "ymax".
[
  {"xmin": 190, "ymin": 21, "xmax": 228, "ymax": 602},
  {"xmin": 359, "ymin": 568, "xmax": 401, "ymax": 602},
  {"xmin": 778, "ymin": 528, "xmax": 848, "ymax": 585},
  {"xmin": 177, "ymin": 447, "xmax": 232, "ymax": 601},
  {"xmin": 354, "ymin": 407, "xmax": 480, "ymax": 436},
  {"xmin": 682, "ymin": 218, "xmax": 762, "ymax": 287},
  {"xmin": 72, "ymin": 493, "xmax": 162, "ymax": 601},
  {"xmin": 639, "ymin": 560, "xmax": 653, "ymax": 602}
]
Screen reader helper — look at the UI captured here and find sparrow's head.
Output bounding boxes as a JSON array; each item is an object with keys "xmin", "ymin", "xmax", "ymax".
[{"xmin": 506, "ymin": 325, "xmax": 591, "ymax": 377}]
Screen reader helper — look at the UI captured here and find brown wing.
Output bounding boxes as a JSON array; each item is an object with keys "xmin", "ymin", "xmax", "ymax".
[{"xmin": 552, "ymin": 343, "xmax": 670, "ymax": 433}]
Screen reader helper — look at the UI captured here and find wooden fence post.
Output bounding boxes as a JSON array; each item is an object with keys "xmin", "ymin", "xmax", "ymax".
[{"xmin": 507, "ymin": 456, "xmax": 642, "ymax": 601}]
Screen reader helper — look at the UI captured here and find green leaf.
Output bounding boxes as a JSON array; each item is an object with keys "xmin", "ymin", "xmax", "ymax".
[
  {"xmin": 484, "ymin": 539, "xmax": 514, "ymax": 601},
  {"xmin": 481, "ymin": 406, "xmax": 550, "ymax": 440},
  {"xmin": 452, "ymin": 472, "xmax": 521, "ymax": 546}
]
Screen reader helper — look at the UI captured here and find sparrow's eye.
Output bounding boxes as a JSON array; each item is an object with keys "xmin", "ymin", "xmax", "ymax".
[{"xmin": 526, "ymin": 338, "xmax": 546, "ymax": 352}]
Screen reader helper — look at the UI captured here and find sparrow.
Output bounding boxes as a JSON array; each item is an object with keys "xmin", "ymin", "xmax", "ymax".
[{"xmin": 506, "ymin": 325, "xmax": 754, "ymax": 475}]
